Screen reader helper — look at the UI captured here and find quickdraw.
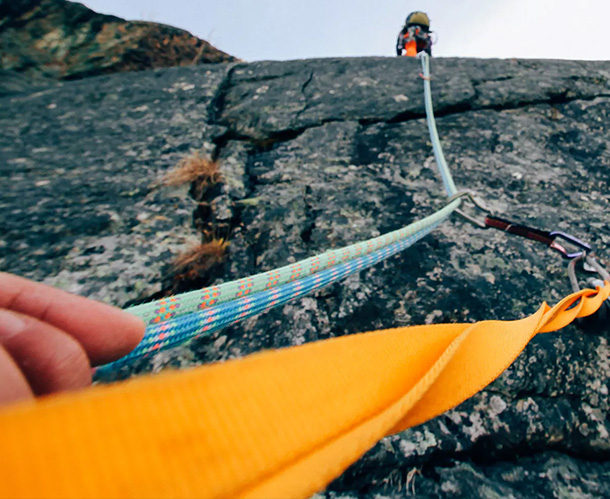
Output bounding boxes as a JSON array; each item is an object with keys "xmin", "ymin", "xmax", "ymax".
[
  {"xmin": 452, "ymin": 189, "xmax": 610, "ymax": 295},
  {"xmin": 485, "ymin": 215, "xmax": 591, "ymax": 260}
]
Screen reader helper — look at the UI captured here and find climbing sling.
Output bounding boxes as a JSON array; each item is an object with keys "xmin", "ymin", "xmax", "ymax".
[
  {"xmin": 1, "ymin": 53, "xmax": 608, "ymax": 498},
  {"xmin": 0, "ymin": 286, "xmax": 608, "ymax": 499}
]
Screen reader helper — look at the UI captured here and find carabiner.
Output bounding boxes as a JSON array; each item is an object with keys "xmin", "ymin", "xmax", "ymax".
[
  {"xmin": 484, "ymin": 216, "xmax": 591, "ymax": 260},
  {"xmin": 449, "ymin": 191, "xmax": 593, "ymax": 261},
  {"xmin": 568, "ymin": 255, "xmax": 610, "ymax": 293},
  {"xmin": 548, "ymin": 231, "xmax": 592, "ymax": 260},
  {"xmin": 567, "ymin": 255, "xmax": 610, "ymax": 329},
  {"xmin": 448, "ymin": 191, "xmax": 490, "ymax": 229}
]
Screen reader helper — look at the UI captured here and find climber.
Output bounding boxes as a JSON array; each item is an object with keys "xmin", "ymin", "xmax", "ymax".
[{"xmin": 396, "ymin": 11, "xmax": 432, "ymax": 57}]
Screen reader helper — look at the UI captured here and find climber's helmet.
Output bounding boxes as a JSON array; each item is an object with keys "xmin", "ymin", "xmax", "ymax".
[{"xmin": 405, "ymin": 11, "xmax": 430, "ymax": 29}]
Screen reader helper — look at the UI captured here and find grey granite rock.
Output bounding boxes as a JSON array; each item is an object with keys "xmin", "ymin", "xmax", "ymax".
[
  {"xmin": 217, "ymin": 57, "xmax": 610, "ymax": 139},
  {"xmin": 1, "ymin": 56, "xmax": 610, "ymax": 496},
  {"xmin": 0, "ymin": 68, "xmax": 55, "ymax": 96},
  {"xmin": 0, "ymin": 63, "xmax": 231, "ymax": 305}
]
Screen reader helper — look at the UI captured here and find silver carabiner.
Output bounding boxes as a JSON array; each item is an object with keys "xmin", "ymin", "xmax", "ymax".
[{"xmin": 568, "ymin": 255, "xmax": 610, "ymax": 293}]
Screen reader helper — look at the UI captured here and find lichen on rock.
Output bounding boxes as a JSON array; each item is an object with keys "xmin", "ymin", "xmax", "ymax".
[{"xmin": 0, "ymin": 0, "xmax": 237, "ymax": 86}]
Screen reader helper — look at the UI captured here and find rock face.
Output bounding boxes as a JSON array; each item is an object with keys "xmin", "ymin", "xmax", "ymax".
[
  {"xmin": 2, "ymin": 56, "xmax": 610, "ymax": 497},
  {"xmin": 0, "ymin": 0, "xmax": 236, "ymax": 83},
  {"xmin": 0, "ymin": 64, "xmax": 230, "ymax": 304}
]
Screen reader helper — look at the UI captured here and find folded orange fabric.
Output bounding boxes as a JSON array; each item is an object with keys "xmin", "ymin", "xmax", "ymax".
[{"xmin": 0, "ymin": 284, "xmax": 608, "ymax": 499}]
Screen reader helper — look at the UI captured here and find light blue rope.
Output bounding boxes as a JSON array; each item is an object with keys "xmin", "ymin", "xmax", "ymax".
[{"xmin": 420, "ymin": 53, "xmax": 457, "ymax": 197}]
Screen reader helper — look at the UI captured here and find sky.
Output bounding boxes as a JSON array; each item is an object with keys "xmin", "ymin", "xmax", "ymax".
[{"xmin": 80, "ymin": 0, "xmax": 610, "ymax": 62}]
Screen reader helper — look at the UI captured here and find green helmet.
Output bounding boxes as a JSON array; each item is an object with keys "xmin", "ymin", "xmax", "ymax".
[{"xmin": 406, "ymin": 11, "xmax": 430, "ymax": 28}]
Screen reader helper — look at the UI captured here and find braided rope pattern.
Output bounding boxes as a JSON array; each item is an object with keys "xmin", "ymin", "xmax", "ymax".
[
  {"xmin": 127, "ymin": 201, "xmax": 459, "ymax": 326},
  {"xmin": 96, "ymin": 214, "xmax": 451, "ymax": 376}
]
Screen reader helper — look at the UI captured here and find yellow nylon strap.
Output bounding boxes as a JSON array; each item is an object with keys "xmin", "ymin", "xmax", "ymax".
[{"xmin": 0, "ymin": 283, "xmax": 608, "ymax": 499}]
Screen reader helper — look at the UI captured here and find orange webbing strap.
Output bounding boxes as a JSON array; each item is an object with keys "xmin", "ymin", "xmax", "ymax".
[{"xmin": 0, "ymin": 283, "xmax": 608, "ymax": 499}]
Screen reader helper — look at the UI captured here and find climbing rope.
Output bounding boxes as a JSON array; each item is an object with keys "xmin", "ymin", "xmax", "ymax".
[
  {"xmin": 420, "ymin": 53, "xmax": 457, "ymax": 197},
  {"xmin": 97, "ymin": 207, "xmax": 454, "ymax": 375},
  {"xmin": 126, "ymin": 199, "xmax": 458, "ymax": 326}
]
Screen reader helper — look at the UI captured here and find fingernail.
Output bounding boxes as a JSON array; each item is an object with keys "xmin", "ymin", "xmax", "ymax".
[{"xmin": 0, "ymin": 310, "xmax": 26, "ymax": 339}]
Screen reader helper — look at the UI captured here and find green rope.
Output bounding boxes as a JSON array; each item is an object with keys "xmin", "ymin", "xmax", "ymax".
[{"xmin": 127, "ymin": 201, "xmax": 459, "ymax": 325}]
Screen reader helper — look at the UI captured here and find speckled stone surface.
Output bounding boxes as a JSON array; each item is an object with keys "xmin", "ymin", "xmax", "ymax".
[
  {"xmin": 2, "ymin": 56, "xmax": 610, "ymax": 497},
  {"xmin": 0, "ymin": 63, "xmax": 231, "ymax": 305}
]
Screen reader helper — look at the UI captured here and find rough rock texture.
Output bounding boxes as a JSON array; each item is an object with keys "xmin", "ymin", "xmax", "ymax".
[
  {"xmin": 2, "ymin": 55, "xmax": 610, "ymax": 496},
  {"xmin": 0, "ymin": 63, "xmax": 231, "ymax": 305},
  {"xmin": 0, "ymin": 68, "xmax": 55, "ymax": 96},
  {"xmin": 0, "ymin": 0, "xmax": 236, "ymax": 83}
]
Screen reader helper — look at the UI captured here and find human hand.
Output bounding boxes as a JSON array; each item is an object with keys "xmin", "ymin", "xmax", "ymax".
[{"xmin": 0, "ymin": 272, "xmax": 145, "ymax": 406}]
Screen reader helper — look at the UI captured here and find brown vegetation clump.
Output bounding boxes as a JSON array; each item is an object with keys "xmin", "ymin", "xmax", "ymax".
[
  {"xmin": 172, "ymin": 237, "xmax": 229, "ymax": 286},
  {"xmin": 160, "ymin": 152, "xmax": 221, "ymax": 199}
]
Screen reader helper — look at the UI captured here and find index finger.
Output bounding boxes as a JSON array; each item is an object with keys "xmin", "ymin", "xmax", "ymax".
[{"xmin": 0, "ymin": 272, "xmax": 145, "ymax": 365}]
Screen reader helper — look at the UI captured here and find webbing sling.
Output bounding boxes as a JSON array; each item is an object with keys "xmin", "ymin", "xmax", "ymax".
[{"xmin": 0, "ymin": 284, "xmax": 608, "ymax": 499}]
